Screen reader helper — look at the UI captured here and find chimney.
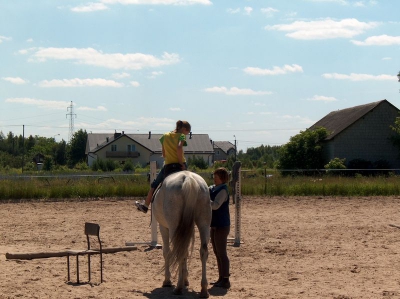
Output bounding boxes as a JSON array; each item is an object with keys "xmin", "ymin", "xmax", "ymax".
[
  {"xmin": 114, "ymin": 131, "xmax": 121, "ymax": 139},
  {"xmin": 122, "ymin": 131, "xmax": 124, "ymax": 135},
  {"xmin": 106, "ymin": 137, "xmax": 109, "ymax": 142},
  {"xmin": 189, "ymin": 131, "xmax": 192, "ymax": 139},
  {"xmin": 148, "ymin": 131, "xmax": 151, "ymax": 139}
]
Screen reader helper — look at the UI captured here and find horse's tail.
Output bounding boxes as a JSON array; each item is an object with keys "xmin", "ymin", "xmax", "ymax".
[{"xmin": 168, "ymin": 173, "xmax": 198, "ymax": 272}]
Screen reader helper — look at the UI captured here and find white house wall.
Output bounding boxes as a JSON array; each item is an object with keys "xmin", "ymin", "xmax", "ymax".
[{"xmin": 93, "ymin": 137, "xmax": 156, "ymax": 167}]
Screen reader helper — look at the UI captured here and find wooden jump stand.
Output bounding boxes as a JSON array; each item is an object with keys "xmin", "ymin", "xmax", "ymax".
[{"xmin": 6, "ymin": 222, "xmax": 137, "ymax": 284}]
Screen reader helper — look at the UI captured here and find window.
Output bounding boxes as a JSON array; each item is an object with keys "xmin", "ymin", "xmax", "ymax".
[
  {"xmin": 127, "ymin": 144, "xmax": 136, "ymax": 152},
  {"xmin": 111, "ymin": 144, "xmax": 117, "ymax": 151}
]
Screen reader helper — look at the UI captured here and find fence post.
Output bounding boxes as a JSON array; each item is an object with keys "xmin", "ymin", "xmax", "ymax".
[
  {"xmin": 229, "ymin": 161, "xmax": 242, "ymax": 247},
  {"xmin": 149, "ymin": 161, "xmax": 159, "ymax": 247}
]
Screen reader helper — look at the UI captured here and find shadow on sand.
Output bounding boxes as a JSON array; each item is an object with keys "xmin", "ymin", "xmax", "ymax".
[{"xmin": 130, "ymin": 284, "xmax": 229, "ymax": 298}]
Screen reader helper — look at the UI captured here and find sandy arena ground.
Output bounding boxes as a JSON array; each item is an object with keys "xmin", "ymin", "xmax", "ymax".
[{"xmin": 1, "ymin": 196, "xmax": 400, "ymax": 299}]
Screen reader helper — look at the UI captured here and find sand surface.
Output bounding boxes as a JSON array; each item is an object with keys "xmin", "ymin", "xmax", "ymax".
[{"xmin": 1, "ymin": 196, "xmax": 400, "ymax": 299}]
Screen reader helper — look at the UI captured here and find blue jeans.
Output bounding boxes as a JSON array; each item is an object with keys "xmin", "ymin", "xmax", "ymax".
[{"xmin": 150, "ymin": 162, "xmax": 187, "ymax": 189}]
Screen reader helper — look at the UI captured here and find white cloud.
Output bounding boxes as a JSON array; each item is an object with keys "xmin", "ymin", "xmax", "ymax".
[
  {"xmin": 322, "ymin": 73, "xmax": 396, "ymax": 81},
  {"xmin": 38, "ymin": 78, "xmax": 124, "ymax": 87},
  {"xmin": 307, "ymin": 95, "xmax": 338, "ymax": 102},
  {"xmin": 347, "ymin": 0, "xmax": 378, "ymax": 6},
  {"xmin": 147, "ymin": 71, "xmax": 164, "ymax": 79},
  {"xmin": 5, "ymin": 98, "xmax": 69, "ymax": 110},
  {"xmin": 100, "ymin": 0, "xmax": 212, "ymax": 5},
  {"xmin": 244, "ymin": 6, "xmax": 253, "ymax": 15},
  {"xmin": 77, "ymin": 106, "xmax": 108, "ymax": 111},
  {"xmin": 351, "ymin": 35, "xmax": 400, "ymax": 46},
  {"xmin": 112, "ymin": 72, "xmax": 130, "ymax": 79},
  {"xmin": 27, "ymin": 47, "xmax": 181, "ymax": 70},
  {"xmin": 244, "ymin": 64, "xmax": 303, "ymax": 76},
  {"xmin": 204, "ymin": 86, "xmax": 273, "ymax": 96},
  {"xmin": 306, "ymin": 0, "xmax": 348, "ymax": 4},
  {"xmin": 0, "ymin": 36, "xmax": 12, "ymax": 43},
  {"xmin": 261, "ymin": 7, "xmax": 279, "ymax": 17},
  {"xmin": 285, "ymin": 12, "xmax": 297, "ymax": 18},
  {"xmin": 26, "ymin": 38, "xmax": 33, "ymax": 43},
  {"xmin": 227, "ymin": 8, "xmax": 240, "ymax": 14},
  {"xmin": 71, "ymin": 2, "xmax": 109, "ymax": 12},
  {"xmin": 130, "ymin": 81, "xmax": 140, "ymax": 87},
  {"xmin": 169, "ymin": 107, "xmax": 182, "ymax": 111},
  {"xmin": 265, "ymin": 18, "xmax": 379, "ymax": 40},
  {"xmin": 18, "ymin": 47, "xmax": 36, "ymax": 55},
  {"xmin": 382, "ymin": 57, "xmax": 392, "ymax": 60},
  {"xmin": 2, "ymin": 77, "xmax": 28, "ymax": 85},
  {"xmin": 280, "ymin": 114, "xmax": 314, "ymax": 125}
]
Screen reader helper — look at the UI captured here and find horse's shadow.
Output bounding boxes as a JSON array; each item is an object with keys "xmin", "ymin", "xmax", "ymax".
[
  {"xmin": 130, "ymin": 285, "xmax": 228, "ymax": 298},
  {"xmin": 131, "ymin": 286, "xmax": 197, "ymax": 299}
]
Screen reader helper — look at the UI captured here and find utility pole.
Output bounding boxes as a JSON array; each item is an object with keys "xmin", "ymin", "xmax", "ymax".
[
  {"xmin": 66, "ymin": 101, "xmax": 76, "ymax": 143},
  {"xmin": 234, "ymin": 135, "xmax": 237, "ymax": 161},
  {"xmin": 22, "ymin": 125, "xmax": 25, "ymax": 173}
]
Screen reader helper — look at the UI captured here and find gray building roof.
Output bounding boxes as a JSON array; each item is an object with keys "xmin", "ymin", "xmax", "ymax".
[
  {"xmin": 87, "ymin": 132, "xmax": 214, "ymax": 154},
  {"xmin": 309, "ymin": 99, "xmax": 398, "ymax": 140},
  {"xmin": 213, "ymin": 141, "xmax": 235, "ymax": 154}
]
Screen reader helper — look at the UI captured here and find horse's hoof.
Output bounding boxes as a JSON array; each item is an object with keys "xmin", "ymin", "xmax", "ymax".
[
  {"xmin": 162, "ymin": 280, "xmax": 172, "ymax": 287},
  {"xmin": 199, "ymin": 290, "xmax": 210, "ymax": 298},
  {"xmin": 173, "ymin": 287, "xmax": 183, "ymax": 295}
]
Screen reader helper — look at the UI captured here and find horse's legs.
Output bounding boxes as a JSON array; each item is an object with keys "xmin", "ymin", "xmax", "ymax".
[
  {"xmin": 183, "ymin": 256, "xmax": 189, "ymax": 286},
  {"xmin": 160, "ymin": 225, "xmax": 172, "ymax": 287},
  {"xmin": 198, "ymin": 225, "xmax": 210, "ymax": 298},
  {"xmin": 173, "ymin": 255, "xmax": 187, "ymax": 295}
]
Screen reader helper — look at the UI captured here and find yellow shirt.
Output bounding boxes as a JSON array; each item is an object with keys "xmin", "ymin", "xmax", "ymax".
[{"xmin": 160, "ymin": 132, "xmax": 187, "ymax": 165}]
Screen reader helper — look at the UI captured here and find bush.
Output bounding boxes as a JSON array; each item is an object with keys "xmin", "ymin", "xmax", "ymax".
[
  {"xmin": 324, "ymin": 158, "xmax": 346, "ymax": 176},
  {"xmin": 123, "ymin": 160, "xmax": 134, "ymax": 172},
  {"xmin": 75, "ymin": 161, "xmax": 90, "ymax": 171},
  {"xmin": 325, "ymin": 157, "xmax": 346, "ymax": 170},
  {"xmin": 187, "ymin": 156, "xmax": 208, "ymax": 170}
]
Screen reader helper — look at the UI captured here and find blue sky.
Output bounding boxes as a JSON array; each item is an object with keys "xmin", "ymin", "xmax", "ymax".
[{"xmin": 1, "ymin": 0, "xmax": 400, "ymax": 151}]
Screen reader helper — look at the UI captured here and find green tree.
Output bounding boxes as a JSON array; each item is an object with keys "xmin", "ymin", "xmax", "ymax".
[
  {"xmin": 26, "ymin": 135, "xmax": 36, "ymax": 152},
  {"xmin": 53, "ymin": 140, "xmax": 67, "ymax": 166},
  {"xmin": 390, "ymin": 113, "xmax": 400, "ymax": 155},
  {"xmin": 67, "ymin": 129, "xmax": 88, "ymax": 168},
  {"xmin": 42, "ymin": 155, "xmax": 54, "ymax": 171},
  {"xmin": 277, "ymin": 127, "xmax": 328, "ymax": 170}
]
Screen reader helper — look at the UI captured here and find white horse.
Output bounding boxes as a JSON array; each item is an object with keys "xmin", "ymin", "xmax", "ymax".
[{"xmin": 152, "ymin": 170, "xmax": 212, "ymax": 298}]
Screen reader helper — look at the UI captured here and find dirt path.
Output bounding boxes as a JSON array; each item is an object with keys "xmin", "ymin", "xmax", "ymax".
[{"xmin": 1, "ymin": 196, "xmax": 400, "ymax": 298}]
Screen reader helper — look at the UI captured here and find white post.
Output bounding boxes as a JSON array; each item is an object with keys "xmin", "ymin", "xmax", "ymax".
[
  {"xmin": 228, "ymin": 161, "xmax": 243, "ymax": 246},
  {"xmin": 149, "ymin": 161, "xmax": 159, "ymax": 247},
  {"xmin": 126, "ymin": 161, "xmax": 161, "ymax": 248},
  {"xmin": 233, "ymin": 161, "xmax": 242, "ymax": 246}
]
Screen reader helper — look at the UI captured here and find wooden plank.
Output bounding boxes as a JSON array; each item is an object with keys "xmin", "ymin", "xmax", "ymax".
[
  {"xmin": 389, "ymin": 223, "xmax": 400, "ymax": 229},
  {"xmin": 5, "ymin": 246, "xmax": 137, "ymax": 260}
]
